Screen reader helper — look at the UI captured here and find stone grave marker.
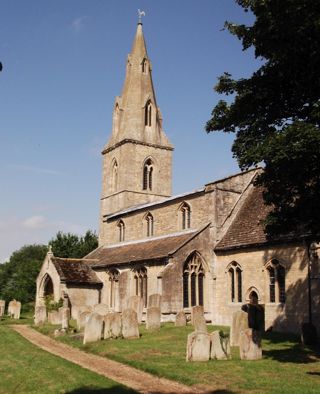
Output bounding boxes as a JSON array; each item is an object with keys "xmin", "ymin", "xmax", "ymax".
[
  {"xmin": 191, "ymin": 306, "xmax": 207, "ymax": 332},
  {"xmin": 148, "ymin": 294, "xmax": 161, "ymax": 309},
  {"xmin": 186, "ymin": 331, "xmax": 210, "ymax": 362},
  {"xmin": 93, "ymin": 303, "xmax": 109, "ymax": 316},
  {"xmin": 59, "ymin": 307, "xmax": 70, "ymax": 329},
  {"xmin": 121, "ymin": 309, "xmax": 140, "ymax": 339},
  {"xmin": 126, "ymin": 296, "xmax": 144, "ymax": 323},
  {"xmin": 210, "ymin": 330, "xmax": 231, "ymax": 360},
  {"xmin": 239, "ymin": 328, "xmax": 262, "ymax": 360},
  {"xmin": 0, "ymin": 300, "xmax": 5, "ymax": 317},
  {"xmin": 146, "ymin": 307, "xmax": 161, "ymax": 330},
  {"xmin": 230, "ymin": 310, "xmax": 249, "ymax": 346},
  {"xmin": 8, "ymin": 300, "xmax": 21, "ymax": 319},
  {"xmin": 104, "ymin": 313, "xmax": 122, "ymax": 339},
  {"xmin": 48, "ymin": 310, "xmax": 61, "ymax": 325},
  {"xmin": 175, "ymin": 311, "xmax": 187, "ymax": 327},
  {"xmin": 78, "ymin": 311, "xmax": 91, "ymax": 331},
  {"xmin": 83, "ymin": 313, "xmax": 104, "ymax": 344},
  {"xmin": 34, "ymin": 306, "xmax": 47, "ymax": 325}
]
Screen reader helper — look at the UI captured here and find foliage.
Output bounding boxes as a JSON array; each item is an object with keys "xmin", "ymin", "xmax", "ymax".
[
  {"xmin": 206, "ymin": 0, "xmax": 320, "ymax": 237},
  {"xmin": 49, "ymin": 230, "xmax": 98, "ymax": 258},
  {"xmin": 0, "ymin": 244, "xmax": 47, "ymax": 303},
  {"xmin": 44, "ymin": 295, "xmax": 63, "ymax": 312}
]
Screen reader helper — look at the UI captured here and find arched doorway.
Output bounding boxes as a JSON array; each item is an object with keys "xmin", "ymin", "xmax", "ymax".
[{"xmin": 43, "ymin": 275, "xmax": 54, "ymax": 297}]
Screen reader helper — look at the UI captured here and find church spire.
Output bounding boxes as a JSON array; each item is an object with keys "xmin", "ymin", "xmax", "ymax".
[{"xmin": 105, "ymin": 20, "xmax": 172, "ymax": 150}]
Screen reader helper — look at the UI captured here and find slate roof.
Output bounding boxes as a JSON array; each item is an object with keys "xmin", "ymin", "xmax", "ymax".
[
  {"xmin": 85, "ymin": 229, "xmax": 203, "ymax": 268},
  {"xmin": 52, "ymin": 258, "xmax": 102, "ymax": 286}
]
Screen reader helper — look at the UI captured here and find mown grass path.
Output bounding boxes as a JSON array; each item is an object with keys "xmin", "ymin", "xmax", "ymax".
[{"xmin": 12, "ymin": 325, "xmax": 199, "ymax": 394}]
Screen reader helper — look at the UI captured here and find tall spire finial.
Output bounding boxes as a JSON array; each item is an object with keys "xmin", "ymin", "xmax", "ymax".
[{"xmin": 138, "ymin": 9, "xmax": 145, "ymax": 24}]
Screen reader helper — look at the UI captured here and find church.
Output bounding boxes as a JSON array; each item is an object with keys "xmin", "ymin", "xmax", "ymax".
[{"xmin": 36, "ymin": 21, "xmax": 320, "ymax": 334}]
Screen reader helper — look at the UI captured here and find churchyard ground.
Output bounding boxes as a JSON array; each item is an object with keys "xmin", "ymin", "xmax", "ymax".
[
  {"xmin": 0, "ymin": 311, "xmax": 136, "ymax": 394},
  {"xmin": 37, "ymin": 322, "xmax": 320, "ymax": 393}
]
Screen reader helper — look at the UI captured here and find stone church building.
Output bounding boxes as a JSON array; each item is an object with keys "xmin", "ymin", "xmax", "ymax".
[{"xmin": 36, "ymin": 22, "xmax": 320, "ymax": 334}]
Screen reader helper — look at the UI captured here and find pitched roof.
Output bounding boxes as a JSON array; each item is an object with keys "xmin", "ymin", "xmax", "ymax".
[
  {"xmin": 51, "ymin": 258, "xmax": 102, "ymax": 286},
  {"xmin": 85, "ymin": 229, "xmax": 202, "ymax": 268}
]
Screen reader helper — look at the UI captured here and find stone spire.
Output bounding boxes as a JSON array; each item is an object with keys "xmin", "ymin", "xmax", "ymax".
[{"xmin": 106, "ymin": 22, "xmax": 172, "ymax": 149}]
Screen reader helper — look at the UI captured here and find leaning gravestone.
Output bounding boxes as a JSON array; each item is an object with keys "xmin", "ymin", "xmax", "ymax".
[
  {"xmin": 48, "ymin": 310, "xmax": 61, "ymax": 325},
  {"xmin": 191, "ymin": 306, "xmax": 207, "ymax": 332},
  {"xmin": 126, "ymin": 296, "xmax": 144, "ymax": 323},
  {"xmin": 34, "ymin": 306, "xmax": 47, "ymax": 325},
  {"xmin": 239, "ymin": 328, "xmax": 262, "ymax": 360},
  {"xmin": 0, "ymin": 300, "xmax": 5, "ymax": 317},
  {"xmin": 59, "ymin": 307, "xmax": 70, "ymax": 330},
  {"xmin": 83, "ymin": 313, "xmax": 104, "ymax": 344},
  {"xmin": 121, "ymin": 309, "xmax": 140, "ymax": 339},
  {"xmin": 210, "ymin": 330, "xmax": 231, "ymax": 360},
  {"xmin": 78, "ymin": 311, "xmax": 91, "ymax": 331},
  {"xmin": 148, "ymin": 294, "xmax": 161, "ymax": 309},
  {"xmin": 230, "ymin": 310, "xmax": 249, "ymax": 346},
  {"xmin": 146, "ymin": 307, "xmax": 161, "ymax": 330},
  {"xmin": 93, "ymin": 303, "xmax": 109, "ymax": 316},
  {"xmin": 104, "ymin": 313, "xmax": 122, "ymax": 339},
  {"xmin": 175, "ymin": 311, "xmax": 187, "ymax": 327},
  {"xmin": 186, "ymin": 331, "xmax": 210, "ymax": 362}
]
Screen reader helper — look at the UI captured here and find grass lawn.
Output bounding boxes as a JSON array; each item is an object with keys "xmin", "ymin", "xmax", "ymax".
[
  {"xmin": 37, "ymin": 322, "xmax": 320, "ymax": 393},
  {"xmin": 0, "ymin": 315, "xmax": 136, "ymax": 393}
]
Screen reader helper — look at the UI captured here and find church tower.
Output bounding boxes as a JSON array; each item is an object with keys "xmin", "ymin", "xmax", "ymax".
[{"xmin": 100, "ymin": 21, "xmax": 173, "ymax": 240}]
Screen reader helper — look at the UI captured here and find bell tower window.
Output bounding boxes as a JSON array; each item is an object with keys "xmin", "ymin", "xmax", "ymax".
[
  {"xmin": 142, "ymin": 58, "xmax": 148, "ymax": 74},
  {"xmin": 111, "ymin": 159, "xmax": 118, "ymax": 193},
  {"xmin": 144, "ymin": 100, "xmax": 152, "ymax": 127},
  {"xmin": 117, "ymin": 220, "xmax": 125, "ymax": 242},
  {"xmin": 143, "ymin": 159, "xmax": 153, "ymax": 191},
  {"xmin": 145, "ymin": 212, "xmax": 154, "ymax": 237}
]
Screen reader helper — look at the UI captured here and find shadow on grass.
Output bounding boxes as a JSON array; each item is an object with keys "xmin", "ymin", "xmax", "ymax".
[{"xmin": 66, "ymin": 386, "xmax": 137, "ymax": 394}]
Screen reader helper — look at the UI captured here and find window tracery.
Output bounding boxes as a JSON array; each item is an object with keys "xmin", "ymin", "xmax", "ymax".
[{"xmin": 183, "ymin": 252, "xmax": 205, "ymax": 308}]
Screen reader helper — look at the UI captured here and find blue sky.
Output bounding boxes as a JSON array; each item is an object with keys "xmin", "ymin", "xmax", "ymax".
[{"xmin": 0, "ymin": 0, "xmax": 260, "ymax": 262}]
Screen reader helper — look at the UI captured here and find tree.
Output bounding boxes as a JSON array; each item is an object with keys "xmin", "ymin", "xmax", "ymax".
[
  {"xmin": 206, "ymin": 0, "xmax": 320, "ymax": 237},
  {"xmin": 49, "ymin": 230, "xmax": 98, "ymax": 258},
  {"xmin": 0, "ymin": 244, "xmax": 47, "ymax": 303}
]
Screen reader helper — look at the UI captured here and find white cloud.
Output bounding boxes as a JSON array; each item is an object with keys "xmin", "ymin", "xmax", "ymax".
[
  {"xmin": 71, "ymin": 16, "xmax": 88, "ymax": 33},
  {"xmin": 22, "ymin": 215, "xmax": 47, "ymax": 229}
]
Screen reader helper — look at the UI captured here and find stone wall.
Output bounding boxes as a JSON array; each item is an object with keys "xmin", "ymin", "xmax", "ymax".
[{"xmin": 66, "ymin": 285, "xmax": 100, "ymax": 319}]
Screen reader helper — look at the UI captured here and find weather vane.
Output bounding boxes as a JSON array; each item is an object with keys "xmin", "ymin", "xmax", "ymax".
[{"xmin": 138, "ymin": 9, "xmax": 146, "ymax": 24}]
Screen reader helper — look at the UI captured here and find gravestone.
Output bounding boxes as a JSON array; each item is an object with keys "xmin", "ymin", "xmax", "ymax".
[
  {"xmin": 104, "ymin": 313, "xmax": 122, "ymax": 339},
  {"xmin": 34, "ymin": 306, "xmax": 47, "ymax": 325},
  {"xmin": 8, "ymin": 300, "xmax": 21, "ymax": 319},
  {"xmin": 210, "ymin": 330, "xmax": 231, "ymax": 360},
  {"xmin": 175, "ymin": 311, "xmax": 187, "ymax": 327},
  {"xmin": 191, "ymin": 306, "xmax": 207, "ymax": 332},
  {"xmin": 239, "ymin": 328, "xmax": 262, "ymax": 360},
  {"xmin": 59, "ymin": 307, "xmax": 70, "ymax": 330},
  {"xmin": 121, "ymin": 309, "xmax": 139, "ymax": 339},
  {"xmin": 93, "ymin": 303, "xmax": 109, "ymax": 316},
  {"xmin": 230, "ymin": 310, "xmax": 249, "ymax": 346},
  {"xmin": 48, "ymin": 310, "xmax": 61, "ymax": 325},
  {"xmin": 0, "ymin": 300, "xmax": 5, "ymax": 317},
  {"xmin": 76, "ymin": 306, "xmax": 92, "ymax": 325},
  {"xmin": 148, "ymin": 294, "xmax": 161, "ymax": 309},
  {"xmin": 126, "ymin": 296, "xmax": 144, "ymax": 323},
  {"xmin": 146, "ymin": 307, "xmax": 161, "ymax": 330},
  {"xmin": 78, "ymin": 311, "xmax": 91, "ymax": 331},
  {"xmin": 83, "ymin": 313, "xmax": 104, "ymax": 344},
  {"xmin": 186, "ymin": 331, "xmax": 210, "ymax": 362}
]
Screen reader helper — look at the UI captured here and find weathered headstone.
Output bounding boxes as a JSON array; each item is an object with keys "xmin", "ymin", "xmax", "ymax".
[
  {"xmin": 146, "ymin": 307, "xmax": 161, "ymax": 330},
  {"xmin": 104, "ymin": 313, "xmax": 122, "ymax": 339},
  {"xmin": 191, "ymin": 306, "xmax": 207, "ymax": 332},
  {"xmin": 230, "ymin": 310, "xmax": 249, "ymax": 346},
  {"xmin": 59, "ymin": 307, "xmax": 70, "ymax": 330},
  {"xmin": 148, "ymin": 293, "xmax": 161, "ymax": 309},
  {"xmin": 93, "ymin": 303, "xmax": 109, "ymax": 316},
  {"xmin": 0, "ymin": 300, "xmax": 5, "ymax": 317},
  {"xmin": 76, "ymin": 306, "xmax": 92, "ymax": 325},
  {"xmin": 126, "ymin": 296, "xmax": 144, "ymax": 323},
  {"xmin": 78, "ymin": 311, "xmax": 91, "ymax": 331},
  {"xmin": 186, "ymin": 331, "xmax": 210, "ymax": 362},
  {"xmin": 210, "ymin": 331, "xmax": 231, "ymax": 360},
  {"xmin": 34, "ymin": 306, "xmax": 47, "ymax": 325},
  {"xmin": 8, "ymin": 300, "xmax": 21, "ymax": 319},
  {"xmin": 175, "ymin": 311, "xmax": 187, "ymax": 327},
  {"xmin": 121, "ymin": 309, "xmax": 140, "ymax": 339},
  {"xmin": 239, "ymin": 328, "xmax": 262, "ymax": 360},
  {"xmin": 83, "ymin": 313, "xmax": 104, "ymax": 344},
  {"xmin": 48, "ymin": 310, "xmax": 61, "ymax": 325}
]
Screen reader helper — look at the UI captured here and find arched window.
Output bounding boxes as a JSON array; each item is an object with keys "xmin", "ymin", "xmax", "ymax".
[
  {"xmin": 180, "ymin": 202, "xmax": 191, "ymax": 230},
  {"xmin": 145, "ymin": 212, "xmax": 154, "ymax": 237},
  {"xmin": 141, "ymin": 58, "xmax": 148, "ymax": 73},
  {"xmin": 43, "ymin": 275, "xmax": 54, "ymax": 297},
  {"xmin": 143, "ymin": 159, "xmax": 153, "ymax": 191},
  {"xmin": 133, "ymin": 267, "xmax": 148, "ymax": 307},
  {"xmin": 227, "ymin": 262, "xmax": 242, "ymax": 303},
  {"xmin": 111, "ymin": 159, "xmax": 118, "ymax": 193},
  {"xmin": 144, "ymin": 100, "xmax": 152, "ymax": 127},
  {"xmin": 117, "ymin": 220, "xmax": 125, "ymax": 242},
  {"xmin": 108, "ymin": 269, "xmax": 119, "ymax": 309},
  {"xmin": 267, "ymin": 259, "xmax": 286, "ymax": 303},
  {"xmin": 183, "ymin": 252, "xmax": 205, "ymax": 308}
]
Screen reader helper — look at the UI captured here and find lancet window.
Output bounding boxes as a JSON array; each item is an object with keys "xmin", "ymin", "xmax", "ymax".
[
  {"xmin": 133, "ymin": 267, "xmax": 148, "ymax": 307},
  {"xmin": 183, "ymin": 252, "xmax": 205, "ymax": 308},
  {"xmin": 145, "ymin": 100, "xmax": 152, "ymax": 127},
  {"xmin": 267, "ymin": 259, "xmax": 286, "ymax": 303},
  {"xmin": 117, "ymin": 220, "xmax": 125, "ymax": 242},
  {"xmin": 228, "ymin": 262, "xmax": 242, "ymax": 303},
  {"xmin": 145, "ymin": 213, "xmax": 154, "ymax": 237},
  {"xmin": 180, "ymin": 202, "xmax": 191, "ymax": 230},
  {"xmin": 143, "ymin": 159, "xmax": 153, "ymax": 191},
  {"xmin": 108, "ymin": 269, "xmax": 119, "ymax": 309}
]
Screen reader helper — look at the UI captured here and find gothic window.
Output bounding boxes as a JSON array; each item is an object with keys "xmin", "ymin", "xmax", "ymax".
[
  {"xmin": 143, "ymin": 159, "xmax": 153, "ymax": 191},
  {"xmin": 144, "ymin": 100, "xmax": 152, "ymax": 127},
  {"xmin": 108, "ymin": 269, "xmax": 119, "ymax": 309},
  {"xmin": 133, "ymin": 267, "xmax": 148, "ymax": 307},
  {"xmin": 267, "ymin": 259, "xmax": 286, "ymax": 303},
  {"xmin": 142, "ymin": 58, "xmax": 148, "ymax": 73},
  {"xmin": 228, "ymin": 262, "xmax": 242, "ymax": 303},
  {"xmin": 145, "ymin": 212, "xmax": 154, "ymax": 237},
  {"xmin": 111, "ymin": 159, "xmax": 118, "ymax": 193},
  {"xmin": 180, "ymin": 202, "xmax": 191, "ymax": 230},
  {"xmin": 183, "ymin": 252, "xmax": 205, "ymax": 308},
  {"xmin": 117, "ymin": 220, "xmax": 125, "ymax": 242}
]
